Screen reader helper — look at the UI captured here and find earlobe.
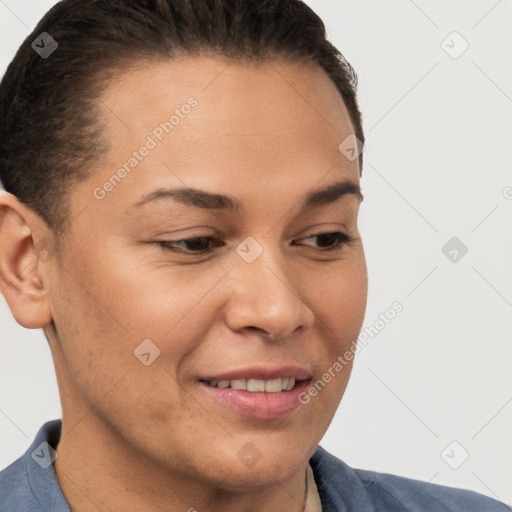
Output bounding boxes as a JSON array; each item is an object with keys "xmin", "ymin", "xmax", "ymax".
[{"xmin": 0, "ymin": 192, "xmax": 53, "ymax": 329}]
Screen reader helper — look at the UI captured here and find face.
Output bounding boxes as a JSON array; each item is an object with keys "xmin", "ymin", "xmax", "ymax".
[{"xmin": 41, "ymin": 56, "xmax": 368, "ymax": 489}]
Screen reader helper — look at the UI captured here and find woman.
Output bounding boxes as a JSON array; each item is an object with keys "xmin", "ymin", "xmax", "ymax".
[{"xmin": 0, "ymin": 1, "xmax": 508, "ymax": 510}]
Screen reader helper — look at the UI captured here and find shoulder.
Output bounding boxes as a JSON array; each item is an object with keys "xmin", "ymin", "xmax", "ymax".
[
  {"xmin": 354, "ymin": 468, "xmax": 510, "ymax": 512},
  {"xmin": 0, "ymin": 454, "xmax": 41, "ymax": 510},
  {"xmin": 310, "ymin": 445, "xmax": 511, "ymax": 512},
  {"xmin": 0, "ymin": 419, "xmax": 69, "ymax": 511}
]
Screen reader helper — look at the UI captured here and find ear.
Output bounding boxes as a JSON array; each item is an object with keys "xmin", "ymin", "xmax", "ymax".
[{"xmin": 0, "ymin": 190, "xmax": 53, "ymax": 329}]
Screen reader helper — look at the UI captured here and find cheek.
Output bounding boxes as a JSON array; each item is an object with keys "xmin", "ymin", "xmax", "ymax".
[
  {"xmin": 309, "ymin": 256, "xmax": 368, "ymax": 341},
  {"xmin": 293, "ymin": 256, "xmax": 367, "ymax": 409},
  {"xmin": 48, "ymin": 246, "xmax": 158, "ymax": 403},
  {"xmin": 50, "ymin": 268, "xmax": 133, "ymax": 390},
  {"xmin": 94, "ymin": 239, "xmax": 233, "ymax": 333},
  {"xmin": 51, "ymin": 236, "xmax": 230, "ymax": 383},
  {"xmin": 49, "ymin": 261, "xmax": 191, "ymax": 428}
]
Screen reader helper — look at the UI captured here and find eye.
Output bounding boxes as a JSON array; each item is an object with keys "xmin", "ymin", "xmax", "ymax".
[
  {"xmin": 293, "ymin": 231, "xmax": 354, "ymax": 252},
  {"xmin": 158, "ymin": 236, "xmax": 223, "ymax": 254},
  {"xmin": 157, "ymin": 231, "xmax": 354, "ymax": 255}
]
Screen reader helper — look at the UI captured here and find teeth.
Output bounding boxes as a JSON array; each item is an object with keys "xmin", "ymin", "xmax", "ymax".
[
  {"xmin": 285, "ymin": 378, "xmax": 295, "ymax": 391},
  {"xmin": 264, "ymin": 378, "xmax": 282, "ymax": 393},
  {"xmin": 205, "ymin": 377, "xmax": 296, "ymax": 392},
  {"xmin": 230, "ymin": 379, "xmax": 247, "ymax": 390},
  {"xmin": 247, "ymin": 379, "xmax": 266, "ymax": 392}
]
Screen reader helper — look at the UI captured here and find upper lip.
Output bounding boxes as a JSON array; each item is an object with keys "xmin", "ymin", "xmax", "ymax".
[{"xmin": 199, "ymin": 365, "xmax": 312, "ymax": 382}]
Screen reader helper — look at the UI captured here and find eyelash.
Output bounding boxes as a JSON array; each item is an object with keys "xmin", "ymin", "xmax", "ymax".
[{"xmin": 158, "ymin": 231, "xmax": 354, "ymax": 255}]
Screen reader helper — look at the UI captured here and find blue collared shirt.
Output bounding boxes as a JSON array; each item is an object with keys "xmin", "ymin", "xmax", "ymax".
[{"xmin": 0, "ymin": 419, "xmax": 509, "ymax": 511}]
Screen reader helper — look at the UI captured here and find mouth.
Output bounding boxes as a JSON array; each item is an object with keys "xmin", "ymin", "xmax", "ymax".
[
  {"xmin": 197, "ymin": 367, "xmax": 313, "ymax": 419},
  {"xmin": 199, "ymin": 377, "xmax": 303, "ymax": 392}
]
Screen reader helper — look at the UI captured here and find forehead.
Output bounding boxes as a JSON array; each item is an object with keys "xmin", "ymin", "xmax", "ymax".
[
  {"xmin": 82, "ymin": 56, "xmax": 359, "ymax": 217},
  {"xmin": 99, "ymin": 55, "xmax": 356, "ymax": 156}
]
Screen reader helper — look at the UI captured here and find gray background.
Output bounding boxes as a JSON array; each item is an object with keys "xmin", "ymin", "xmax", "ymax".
[{"xmin": 1, "ymin": 0, "xmax": 511, "ymax": 504}]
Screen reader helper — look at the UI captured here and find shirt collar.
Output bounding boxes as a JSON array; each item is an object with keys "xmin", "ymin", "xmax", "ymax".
[{"xmin": 24, "ymin": 419, "xmax": 71, "ymax": 511}]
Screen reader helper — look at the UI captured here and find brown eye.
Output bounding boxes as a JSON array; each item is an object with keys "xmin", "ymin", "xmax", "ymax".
[
  {"xmin": 157, "ymin": 231, "xmax": 353, "ymax": 256},
  {"xmin": 159, "ymin": 236, "xmax": 222, "ymax": 254},
  {"xmin": 295, "ymin": 231, "xmax": 353, "ymax": 252}
]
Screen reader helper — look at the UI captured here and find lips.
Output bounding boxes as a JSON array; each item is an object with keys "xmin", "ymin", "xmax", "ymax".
[
  {"xmin": 199, "ymin": 378, "xmax": 312, "ymax": 419},
  {"xmin": 197, "ymin": 365, "xmax": 313, "ymax": 419}
]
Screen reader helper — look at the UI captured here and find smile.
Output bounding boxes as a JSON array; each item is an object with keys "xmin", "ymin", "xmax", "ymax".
[{"xmin": 200, "ymin": 377, "xmax": 297, "ymax": 392}]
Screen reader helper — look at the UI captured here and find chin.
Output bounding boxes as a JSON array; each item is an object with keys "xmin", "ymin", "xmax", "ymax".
[{"xmin": 208, "ymin": 443, "xmax": 307, "ymax": 490}]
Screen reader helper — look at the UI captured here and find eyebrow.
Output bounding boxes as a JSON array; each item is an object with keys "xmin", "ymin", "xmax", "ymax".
[{"xmin": 133, "ymin": 178, "xmax": 363, "ymax": 214}]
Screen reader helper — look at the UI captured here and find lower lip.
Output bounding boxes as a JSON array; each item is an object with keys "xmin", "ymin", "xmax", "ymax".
[{"xmin": 199, "ymin": 380, "xmax": 311, "ymax": 419}]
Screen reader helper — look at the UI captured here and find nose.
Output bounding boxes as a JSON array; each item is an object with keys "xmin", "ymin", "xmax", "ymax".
[{"xmin": 223, "ymin": 242, "xmax": 315, "ymax": 341}]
